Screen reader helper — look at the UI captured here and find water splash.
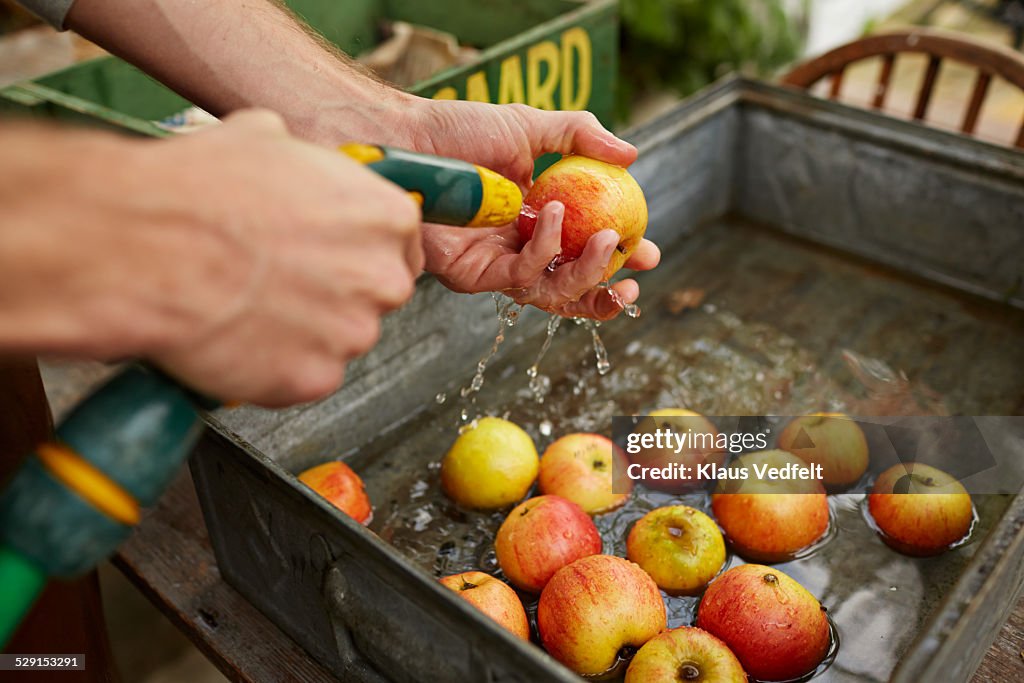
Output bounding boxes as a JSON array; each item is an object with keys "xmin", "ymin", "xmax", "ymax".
[
  {"xmin": 460, "ymin": 294, "xmax": 522, "ymax": 400},
  {"xmin": 526, "ymin": 315, "xmax": 562, "ymax": 403},
  {"xmin": 581, "ymin": 319, "xmax": 611, "ymax": 375},
  {"xmin": 600, "ymin": 281, "xmax": 641, "ymax": 318}
]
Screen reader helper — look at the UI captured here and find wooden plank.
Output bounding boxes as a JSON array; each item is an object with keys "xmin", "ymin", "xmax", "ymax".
[
  {"xmin": 914, "ymin": 55, "xmax": 942, "ymax": 120},
  {"xmin": 873, "ymin": 53, "xmax": 895, "ymax": 109},
  {"xmin": 961, "ymin": 71, "xmax": 991, "ymax": 134},
  {"xmin": 972, "ymin": 601, "xmax": 1024, "ymax": 682},
  {"xmin": 113, "ymin": 470, "xmax": 341, "ymax": 683},
  {"xmin": 829, "ymin": 67, "xmax": 845, "ymax": 99}
]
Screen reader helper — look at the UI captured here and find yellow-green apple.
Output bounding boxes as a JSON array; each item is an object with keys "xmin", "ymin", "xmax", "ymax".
[
  {"xmin": 711, "ymin": 450, "xmax": 828, "ymax": 562},
  {"xmin": 778, "ymin": 413, "xmax": 869, "ymax": 488},
  {"xmin": 495, "ymin": 495, "xmax": 602, "ymax": 592},
  {"xmin": 868, "ymin": 462, "xmax": 973, "ymax": 556},
  {"xmin": 438, "ymin": 571, "xmax": 530, "ymax": 640},
  {"xmin": 626, "ymin": 506, "xmax": 726, "ymax": 595},
  {"xmin": 538, "ymin": 555, "xmax": 667, "ymax": 676},
  {"xmin": 625, "ymin": 627, "xmax": 747, "ymax": 683},
  {"xmin": 697, "ymin": 564, "xmax": 829, "ymax": 682},
  {"xmin": 298, "ymin": 461, "xmax": 372, "ymax": 524},
  {"xmin": 517, "ymin": 155, "xmax": 647, "ymax": 280},
  {"xmin": 630, "ymin": 409, "xmax": 727, "ymax": 493},
  {"xmin": 441, "ymin": 416, "xmax": 538, "ymax": 510},
  {"xmin": 538, "ymin": 433, "xmax": 632, "ymax": 514}
]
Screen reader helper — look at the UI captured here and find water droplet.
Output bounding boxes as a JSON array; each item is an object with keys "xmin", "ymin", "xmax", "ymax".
[
  {"xmin": 435, "ymin": 392, "xmax": 446, "ymax": 404},
  {"xmin": 539, "ymin": 420, "xmax": 553, "ymax": 436},
  {"xmin": 889, "ymin": 586, "xmax": 898, "ymax": 592},
  {"xmin": 524, "ymin": 315, "xmax": 562, "ymax": 403},
  {"xmin": 584, "ymin": 320, "xmax": 611, "ymax": 375}
]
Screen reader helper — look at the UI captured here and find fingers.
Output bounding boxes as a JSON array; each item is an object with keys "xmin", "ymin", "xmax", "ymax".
[
  {"xmin": 221, "ymin": 108, "xmax": 289, "ymax": 135},
  {"xmin": 542, "ymin": 229, "xmax": 618, "ymax": 302},
  {"xmin": 507, "ymin": 202, "xmax": 564, "ymax": 287},
  {"xmin": 624, "ymin": 239, "xmax": 661, "ymax": 271},
  {"xmin": 516, "ymin": 107, "xmax": 637, "ymax": 167},
  {"xmin": 558, "ymin": 279, "xmax": 640, "ymax": 321}
]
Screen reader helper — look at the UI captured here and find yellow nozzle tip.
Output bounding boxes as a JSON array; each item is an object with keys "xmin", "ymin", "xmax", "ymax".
[
  {"xmin": 36, "ymin": 443, "xmax": 140, "ymax": 526},
  {"xmin": 339, "ymin": 142, "xmax": 384, "ymax": 164},
  {"xmin": 469, "ymin": 166, "xmax": 523, "ymax": 228}
]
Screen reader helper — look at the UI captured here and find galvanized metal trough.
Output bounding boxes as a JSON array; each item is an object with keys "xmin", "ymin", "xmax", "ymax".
[{"xmin": 191, "ymin": 78, "xmax": 1024, "ymax": 683}]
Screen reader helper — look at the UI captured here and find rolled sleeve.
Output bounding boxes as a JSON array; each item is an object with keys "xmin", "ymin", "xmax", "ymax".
[{"xmin": 14, "ymin": 0, "xmax": 76, "ymax": 30}]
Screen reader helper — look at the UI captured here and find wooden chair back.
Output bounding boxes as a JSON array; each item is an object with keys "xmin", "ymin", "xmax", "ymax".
[{"xmin": 781, "ymin": 28, "xmax": 1024, "ymax": 148}]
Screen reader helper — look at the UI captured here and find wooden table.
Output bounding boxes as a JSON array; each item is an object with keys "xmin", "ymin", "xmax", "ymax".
[{"xmin": 118, "ymin": 469, "xmax": 1023, "ymax": 683}]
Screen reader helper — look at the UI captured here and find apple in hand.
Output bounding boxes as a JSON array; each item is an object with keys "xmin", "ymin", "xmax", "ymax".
[
  {"xmin": 438, "ymin": 571, "xmax": 530, "ymax": 640},
  {"xmin": 441, "ymin": 416, "xmax": 538, "ymax": 510},
  {"xmin": 625, "ymin": 627, "xmax": 747, "ymax": 683},
  {"xmin": 778, "ymin": 413, "xmax": 869, "ymax": 488},
  {"xmin": 697, "ymin": 564, "xmax": 829, "ymax": 682},
  {"xmin": 518, "ymin": 155, "xmax": 647, "ymax": 280},
  {"xmin": 298, "ymin": 461, "xmax": 372, "ymax": 524},
  {"xmin": 868, "ymin": 462, "xmax": 973, "ymax": 556},
  {"xmin": 538, "ymin": 433, "xmax": 632, "ymax": 514},
  {"xmin": 711, "ymin": 450, "xmax": 829, "ymax": 562},
  {"xmin": 495, "ymin": 495, "xmax": 602, "ymax": 592},
  {"xmin": 626, "ymin": 506, "xmax": 726, "ymax": 595},
  {"xmin": 538, "ymin": 555, "xmax": 667, "ymax": 676}
]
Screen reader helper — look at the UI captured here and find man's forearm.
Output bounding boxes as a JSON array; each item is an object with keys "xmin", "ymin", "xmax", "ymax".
[{"xmin": 66, "ymin": 0, "xmax": 415, "ymax": 146}]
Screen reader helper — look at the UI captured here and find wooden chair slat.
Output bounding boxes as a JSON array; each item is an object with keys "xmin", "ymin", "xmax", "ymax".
[
  {"xmin": 873, "ymin": 53, "xmax": 896, "ymax": 109},
  {"xmin": 961, "ymin": 71, "xmax": 991, "ymax": 134},
  {"xmin": 782, "ymin": 28, "xmax": 1024, "ymax": 149},
  {"xmin": 914, "ymin": 55, "xmax": 942, "ymax": 120},
  {"xmin": 829, "ymin": 67, "xmax": 845, "ymax": 99}
]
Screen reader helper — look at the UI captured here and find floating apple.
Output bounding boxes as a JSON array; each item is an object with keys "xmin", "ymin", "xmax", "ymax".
[
  {"xmin": 538, "ymin": 433, "xmax": 631, "ymax": 514},
  {"xmin": 868, "ymin": 462, "xmax": 973, "ymax": 556},
  {"xmin": 518, "ymin": 155, "xmax": 647, "ymax": 280},
  {"xmin": 626, "ymin": 505, "xmax": 726, "ymax": 595},
  {"xmin": 697, "ymin": 564, "xmax": 829, "ymax": 682},
  {"xmin": 495, "ymin": 495, "xmax": 602, "ymax": 593},
  {"xmin": 630, "ymin": 409, "xmax": 727, "ymax": 493},
  {"xmin": 625, "ymin": 626, "xmax": 747, "ymax": 683},
  {"xmin": 538, "ymin": 555, "xmax": 667, "ymax": 676},
  {"xmin": 438, "ymin": 571, "xmax": 530, "ymax": 640},
  {"xmin": 298, "ymin": 461, "xmax": 372, "ymax": 524},
  {"xmin": 711, "ymin": 450, "xmax": 829, "ymax": 562},
  {"xmin": 441, "ymin": 416, "xmax": 538, "ymax": 510},
  {"xmin": 778, "ymin": 413, "xmax": 869, "ymax": 488}
]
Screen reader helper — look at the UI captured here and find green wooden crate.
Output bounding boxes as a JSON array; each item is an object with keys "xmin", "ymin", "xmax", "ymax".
[{"xmin": 0, "ymin": 0, "xmax": 617, "ymax": 136}]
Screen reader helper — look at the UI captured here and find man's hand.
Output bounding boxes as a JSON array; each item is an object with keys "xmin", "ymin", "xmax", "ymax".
[
  {"xmin": 0, "ymin": 111, "xmax": 422, "ymax": 407},
  {"xmin": 402, "ymin": 100, "xmax": 661, "ymax": 320},
  {"xmin": 65, "ymin": 0, "xmax": 659, "ymax": 319}
]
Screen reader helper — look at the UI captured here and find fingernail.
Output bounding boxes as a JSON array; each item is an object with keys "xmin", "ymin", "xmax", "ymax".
[{"xmin": 546, "ymin": 201, "xmax": 564, "ymax": 220}]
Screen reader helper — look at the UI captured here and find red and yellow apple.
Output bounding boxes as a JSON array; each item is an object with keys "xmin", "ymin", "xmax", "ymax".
[
  {"xmin": 625, "ymin": 627, "xmax": 747, "ymax": 683},
  {"xmin": 538, "ymin": 433, "xmax": 631, "ymax": 514},
  {"xmin": 711, "ymin": 450, "xmax": 829, "ymax": 562},
  {"xmin": 517, "ymin": 155, "xmax": 647, "ymax": 280},
  {"xmin": 495, "ymin": 495, "xmax": 602, "ymax": 593},
  {"xmin": 538, "ymin": 554, "xmax": 667, "ymax": 676},
  {"xmin": 438, "ymin": 571, "xmax": 530, "ymax": 640},
  {"xmin": 630, "ymin": 409, "xmax": 727, "ymax": 493},
  {"xmin": 868, "ymin": 462, "xmax": 973, "ymax": 556},
  {"xmin": 778, "ymin": 413, "xmax": 869, "ymax": 488},
  {"xmin": 298, "ymin": 461, "xmax": 372, "ymax": 524},
  {"xmin": 626, "ymin": 505, "xmax": 726, "ymax": 595},
  {"xmin": 441, "ymin": 416, "xmax": 538, "ymax": 510},
  {"xmin": 697, "ymin": 564, "xmax": 829, "ymax": 682}
]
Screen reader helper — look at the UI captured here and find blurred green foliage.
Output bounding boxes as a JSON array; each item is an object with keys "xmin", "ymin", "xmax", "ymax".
[{"xmin": 619, "ymin": 0, "xmax": 805, "ymax": 118}]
